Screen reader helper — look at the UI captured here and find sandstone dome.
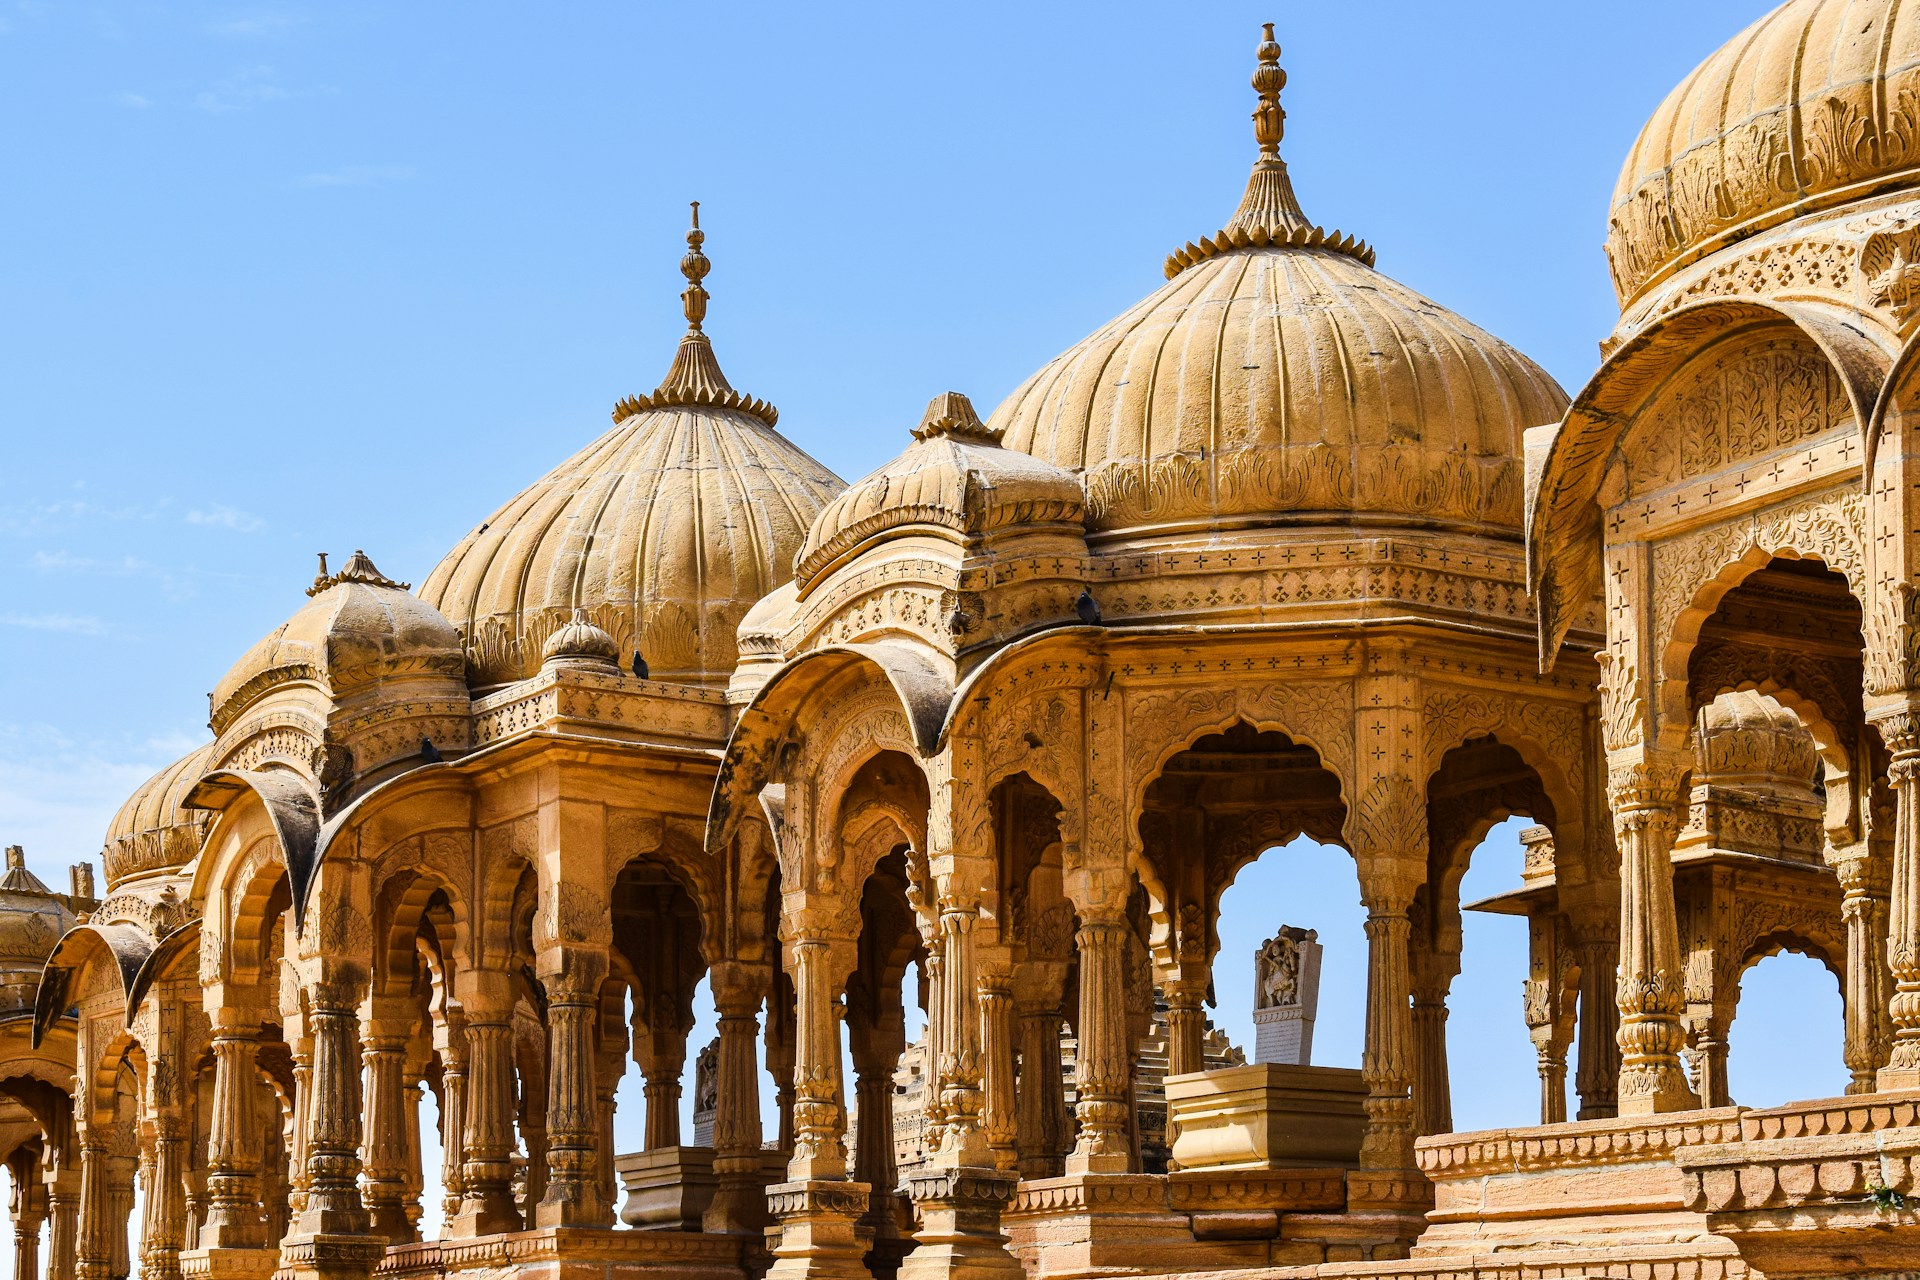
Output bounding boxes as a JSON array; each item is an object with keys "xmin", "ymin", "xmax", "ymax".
[
  {"xmin": 421, "ymin": 209, "xmax": 844, "ymax": 690},
  {"xmin": 795, "ymin": 392, "xmax": 1084, "ymax": 589},
  {"xmin": 990, "ymin": 26, "xmax": 1567, "ymax": 542},
  {"xmin": 1607, "ymin": 0, "xmax": 1920, "ymax": 308},
  {"xmin": 210, "ymin": 550, "xmax": 466, "ymax": 734},
  {"xmin": 1694, "ymin": 689, "xmax": 1821, "ymax": 792},
  {"xmin": 101, "ymin": 741, "xmax": 216, "ymax": 889}
]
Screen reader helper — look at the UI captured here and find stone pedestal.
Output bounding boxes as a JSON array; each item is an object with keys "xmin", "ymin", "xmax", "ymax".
[
  {"xmin": 1165, "ymin": 1064, "xmax": 1366, "ymax": 1171},
  {"xmin": 898, "ymin": 1167, "xmax": 1021, "ymax": 1280},
  {"xmin": 176, "ymin": 1246, "xmax": 280, "ymax": 1280},
  {"xmin": 764, "ymin": 1179, "xmax": 873, "ymax": 1280},
  {"xmin": 617, "ymin": 1145, "xmax": 718, "ymax": 1231}
]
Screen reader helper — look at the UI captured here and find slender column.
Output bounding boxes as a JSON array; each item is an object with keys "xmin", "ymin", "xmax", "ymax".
[
  {"xmin": 1163, "ymin": 982, "xmax": 1206, "ymax": 1079},
  {"xmin": 1881, "ymin": 706, "xmax": 1920, "ymax": 1089},
  {"xmin": 977, "ymin": 966, "xmax": 1018, "ymax": 1171},
  {"xmin": 74, "ymin": 1135, "xmax": 109, "ymax": 1280},
  {"xmin": 47, "ymin": 1170, "xmax": 79, "ymax": 1280},
  {"xmin": 933, "ymin": 905, "xmax": 985, "ymax": 1163},
  {"xmin": 1690, "ymin": 1011, "xmax": 1731, "ymax": 1108},
  {"xmin": 1359, "ymin": 896, "xmax": 1416, "ymax": 1169},
  {"xmin": 850, "ymin": 1020, "xmax": 903, "ymax": 1245},
  {"xmin": 294, "ymin": 976, "xmax": 371, "ymax": 1238},
  {"xmin": 1014, "ymin": 1007, "xmax": 1067, "ymax": 1179},
  {"xmin": 287, "ymin": 1045, "xmax": 312, "ymax": 1218},
  {"xmin": 1574, "ymin": 936, "xmax": 1621, "ymax": 1118},
  {"xmin": 452, "ymin": 975, "xmax": 521, "ymax": 1236},
  {"xmin": 1410, "ymin": 978, "xmax": 1453, "ymax": 1136},
  {"xmin": 402, "ymin": 1076, "xmax": 426, "ymax": 1237},
  {"xmin": 107, "ymin": 1152, "xmax": 134, "ymax": 1279},
  {"xmin": 140, "ymin": 1116, "xmax": 188, "ymax": 1280},
  {"xmin": 1836, "ymin": 852, "xmax": 1894, "ymax": 1092},
  {"xmin": 13, "ymin": 1188, "xmax": 44, "ymax": 1280},
  {"xmin": 360, "ymin": 1001, "xmax": 414, "ymax": 1242},
  {"xmin": 537, "ymin": 948, "xmax": 610, "ymax": 1228},
  {"xmin": 1066, "ymin": 914, "xmax": 1131, "ymax": 1173},
  {"xmin": 1611, "ymin": 759, "xmax": 1696, "ymax": 1114},
  {"xmin": 596, "ymin": 1040, "xmax": 625, "ymax": 1221},
  {"xmin": 636, "ymin": 1005, "xmax": 689, "ymax": 1152},
  {"xmin": 199, "ymin": 1015, "xmax": 265, "ymax": 1248},
  {"xmin": 437, "ymin": 1011, "xmax": 468, "ymax": 1223},
  {"xmin": 705, "ymin": 965, "xmax": 768, "ymax": 1235},
  {"xmin": 766, "ymin": 978, "xmax": 798, "ymax": 1154}
]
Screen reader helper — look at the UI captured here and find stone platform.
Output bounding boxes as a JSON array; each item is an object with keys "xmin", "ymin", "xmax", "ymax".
[
  {"xmin": 1123, "ymin": 1092, "xmax": 1920, "ymax": 1280},
  {"xmin": 370, "ymin": 1227, "xmax": 747, "ymax": 1280}
]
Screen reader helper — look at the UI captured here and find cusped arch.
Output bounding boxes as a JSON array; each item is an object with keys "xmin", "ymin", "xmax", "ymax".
[
  {"xmin": 1532, "ymin": 298, "xmax": 1892, "ymax": 663},
  {"xmin": 1656, "ymin": 544, "xmax": 1864, "ymax": 753},
  {"xmin": 185, "ymin": 768, "xmax": 318, "ymax": 927},
  {"xmin": 1123, "ymin": 687, "xmax": 1355, "ymax": 833}
]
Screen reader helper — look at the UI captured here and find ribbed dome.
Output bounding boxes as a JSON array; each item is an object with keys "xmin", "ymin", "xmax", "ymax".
[
  {"xmin": 1608, "ymin": 0, "xmax": 1920, "ymax": 307},
  {"xmin": 991, "ymin": 27, "xmax": 1567, "ymax": 540},
  {"xmin": 102, "ymin": 742, "xmax": 216, "ymax": 888},
  {"xmin": 1695, "ymin": 690, "xmax": 1820, "ymax": 789},
  {"xmin": 797, "ymin": 392, "xmax": 1084, "ymax": 588},
  {"xmin": 421, "ymin": 208, "xmax": 844, "ymax": 689},
  {"xmin": 211, "ymin": 551, "xmax": 466, "ymax": 732}
]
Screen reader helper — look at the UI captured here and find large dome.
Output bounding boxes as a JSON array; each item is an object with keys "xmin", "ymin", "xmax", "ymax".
[
  {"xmin": 1608, "ymin": 0, "xmax": 1920, "ymax": 308},
  {"xmin": 102, "ymin": 742, "xmax": 216, "ymax": 889},
  {"xmin": 422, "ymin": 209, "xmax": 844, "ymax": 689},
  {"xmin": 991, "ymin": 27, "xmax": 1567, "ymax": 541}
]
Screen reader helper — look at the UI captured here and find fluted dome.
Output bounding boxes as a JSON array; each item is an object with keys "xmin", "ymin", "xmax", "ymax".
[
  {"xmin": 992, "ymin": 27, "xmax": 1567, "ymax": 540},
  {"xmin": 422, "ymin": 208, "xmax": 844, "ymax": 689},
  {"xmin": 211, "ymin": 551, "xmax": 466, "ymax": 733},
  {"xmin": 102, "ymin": 742, "xmax": 216, "ymax": 888},
  {"xmin": 1695, "ymin": 690, "xmax": 1820, "ymax": 790},
  {"xmin": 1608, "ymin": 0, "xmax": 1920, "ymax": 308},
  {"xmin": 796, "ymin": 393, "xmax": 1084, "ymax": 587}
]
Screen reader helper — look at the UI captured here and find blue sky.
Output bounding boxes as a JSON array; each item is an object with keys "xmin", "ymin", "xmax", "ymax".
[{"xmin": 0, "ymin": 0, "xmax": 1855, "ymax": 1239}]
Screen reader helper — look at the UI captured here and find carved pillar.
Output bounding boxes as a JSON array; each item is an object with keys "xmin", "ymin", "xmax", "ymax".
[
  {"xmin": 1359, "ymin": 888, "xmax": 1417, "ymax": 1170},
  {"xmin": 286, "ymin": 1042, "xmax": 312, "ymax": 1218},
  {"xmin": 1409, "ymin": 975, "xmax": 1453, "ymax": 1137},
  {"xmin": 977, "ymin": 965, "xmax": 1018, "ymax": 1171},
  {"xmin": 451, "ymin": 974, "xmax": 520, "ymax": 1236},
  {"xmin": 141, "ymin": 1116, "xmax": 188, "ymax": 1280},
  {"xmin": 537, "ymin": 947, "xmax": 611, "ymax": 1229},
  {"xmin": 1574, "ymin": 934, "xmax": 1620, "ymax": 1119},
  {"xmin": 436, "ymin": 1011, "xmax": 467, "ymax": 1222},
  {"xmin": 360, "ymin": 1000, "xmax": 414, "ymax": 1242},
  {"xmin": 1066, "ymin": 913, "xmax": 1130, "ymax": 1173},
  {"xmin": 293, "ymin": 973, "xmax": 372, "ymax": 1240},
  {"xmin": 198, "ymin": 1014, "xmax": 265, "ymax": 1249},
  {"xmin": 1835, "ymin": 852, "xmax": 1894, "ymax": 1092},
  {"xmin": 74, "ymin": 1134, "xmax": 109, "ymax": 1280},
  {"xmin": 596, "ymin": 1026, "xmax": 626, "ymax": 1221},
  {"xmin": 1163, "ymin": 981, "xmax": 1207, "ymax": 1079},
  {"xmin": 766, "ymin": 974, "xmax": 798, "ymax": 1154},
  {"xmin": 848, "ymin": 1003, "xmax": 904, "ymax": 1249},
  {"xmin": 13, "ymin": 1183, "xmax": 44, "ymax": 1280},
  {"xmin": 1014, "ymin": 1006, "xmax": 1067, "ymax": 1179},
  {"xmin": 47, "ymin": 1169, "xmax": 79, "ymax": 1280},
  {"xmin": 107, "ymin": 1150, "xmax": 135, "ymax": 1279},
  {"xmin": 1610, "ymin": 758, "xmax": 1696, "ymax": 1114},
  {"xmin": 705, "ymin": 965, "xmax": 768, "ymax": 1235},
  {"xmin": 1879, "ymin": 708, "xmax": 1920, "ymax": 1088},
  {"xmin": 765, "ymin": 929, "xmax": 868, "ymax": 1280}
]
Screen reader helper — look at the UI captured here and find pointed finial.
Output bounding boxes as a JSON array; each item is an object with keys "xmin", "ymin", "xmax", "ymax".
[
  {"xmin": 1162, "ymin": 22, "xmax": 1373, "ymax": 278},
  {"xmin": 1251, "ymin": 22, "xmax": 1284, "ymax": 162},
  {"xmin": 680, "ymin": 200, "xmax": 711, "ymax": 334}
]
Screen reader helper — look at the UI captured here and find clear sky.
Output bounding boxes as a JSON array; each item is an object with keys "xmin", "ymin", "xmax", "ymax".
[{"xmin": 0, "ymin": 0, "xmax": 1855, "ymax": 1248}]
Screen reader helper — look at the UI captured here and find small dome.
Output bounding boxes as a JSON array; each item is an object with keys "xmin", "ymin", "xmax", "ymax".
[
  {"xmin": 211, "ymin": 551, "xmax": 465, "ymax": 733},
  {"xmin": 102, "ymin": 742, "xmax": 216, "ymax": 888},
  {"xmin": 421, "ymin": 207, "xmax": 844, "ymax": 690},
  {"xmin": 1608, "ymin": 0, "xmax": 1920, "ymax": 307},
  {"xmin": 0, "ymin": 848, "xmax": 73, "ymax": 989},
  {"xmin": 796, "ymin": 392, "xmax": 1084, "ymax": 587},
  {"xmin": 1695, "ymin": 690, "xmax": 1820, "ymax": 790},
  {"xmin": 542, "ymin": 610, "xmax": 622, "ymax": 672},
  {"xmin": 991, "ymin": 26, "xmax": 1567, "ymax": 540}
]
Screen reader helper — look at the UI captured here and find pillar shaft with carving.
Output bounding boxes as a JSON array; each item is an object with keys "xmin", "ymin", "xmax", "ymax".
[
  {"xmin": 199, "ymin": 1017, "xmax": 265, "ymax": 1249},
  {"xmin": 47, "ymin": 1174, "xmax": 78, "ymax": 1280},
  {"xmin": 1611, "ymin": 759, "xmax": 1696, "ymax": 1114},
  {"xmin": 74, "ymin": 1136, "xmax": 109, "ymax": 1280},
  {"xmin": 538, "ymin": 948, "xmax": 611, "ymax": 1229},
  {"xmin": 1410, "ymin": 980, "xmax": 1453, "ymax": 1137},
  {"xmin": 295, "ymin": 976, "xmax": 371, "ymax": 1239},
  {"xmin": 1574, "ymin": 935, "xmax": 1621, "ymax": 1118},
  {"xmin": 1359, "ymin": 900, "xmax": 1416, "ymax": 1169},
  {"xmin": 1835, "ymin": 852, "xmax": 1894, "ymax": 1091},
  {"xmin": 453, "ymin": 976, "xmax": 521, "ymax": 1236},
  {"xmin": 977, "ymin": 966, "xmax": 1018, "ymax": 1171},
  {"xmin": 1015, "ymin": 1008, "xmax": 1068, "ymax": 1178},
  {"xmin": 788, "ymin": 935, "xmax": 849, "ymax": 1181},
  {"xmin": 1068, "ymin": 915, "xmax": 1130, "ymax": 1174},
  {"xmin": 706, "ymin": 966, "xmax": 768, "ymax": 1235},
  {"xmin": 360, "ymin": 1008, "xmax": 413, "ymax": 1242},
  {"xmin": 140, "ymin": 1117, "xmax": 188, "ymax": 1280},
  {"xmin": 436, "ymin": 1013, "xmax": 467, "ymax": 1222},
  {"xmin": 1164, "ymin": 982, "xmax": 1206, "ymax": 1079},
  {"xmin": 1874, "ymin": 707, "xmax": 1920, "ymax": 1088}
]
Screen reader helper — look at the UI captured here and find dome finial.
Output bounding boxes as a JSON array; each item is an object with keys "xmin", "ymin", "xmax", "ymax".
[
  {"xmin": 680, "ymin": 200, "xmax": 710, "ymax": 335},
  {"xmin": 612, "ymin": 203, "xmax": 781, "ymax": 428},
  {"xmin": 1163, "ymin": 23, "xmax": 1374, "ymax": 278}
]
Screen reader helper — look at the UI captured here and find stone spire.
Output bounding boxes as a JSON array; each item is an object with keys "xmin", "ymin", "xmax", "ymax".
[
  {"xmin": 1164, "ymin": 23, "xmax": 1373, "ymax": 278},
  {"xmin": 614, "ymin": 202, "xmax": 779, "ymax": 426}
]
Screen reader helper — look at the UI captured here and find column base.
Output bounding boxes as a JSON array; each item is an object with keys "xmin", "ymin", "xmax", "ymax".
[
  {"xmin": 446, "ymin": 1192, "xmax": 523, "ymax": 1239},
  {"xmin": 271, "ymin": 1234, "xmax": 386, "ymax": 1280},
  {"xmin": 765, "ymin": 1179, "xmax": 873, "ymax": 1280},
  {"xmin": 1878, "ymin": 1064, "xmax": 1920, "ymax": 1092},
  {"xmin": 899, "ymin": 1166, "xmax": 1021, "ymax": 1280},
  {"xmin": 1617, "ymin": 1083, "xmax": 1701, "ymax": 1116},
  {"xmin": 178, "ymin": 1246, "xmax": 280, "ymax": 1280}
]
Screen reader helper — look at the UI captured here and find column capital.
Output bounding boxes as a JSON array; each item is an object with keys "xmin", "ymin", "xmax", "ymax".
[
  {"xmin": 1605, "ymin": 750, "xmax": 1690, "ymax": 813},
  {"xmin": 534, "ymin": 943, "xmax": 608, "ymax": 1003}
]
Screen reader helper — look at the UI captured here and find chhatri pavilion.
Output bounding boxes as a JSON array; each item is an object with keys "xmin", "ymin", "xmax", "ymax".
[{"xmin": 8, "ymin": 3, "xmax": 1920, "ymax": 1278}]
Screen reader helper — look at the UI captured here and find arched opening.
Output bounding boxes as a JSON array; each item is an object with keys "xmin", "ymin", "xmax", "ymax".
[{"xmin": 1725, "ymin": 949, "xmax": 1847, "ymax": 1106}]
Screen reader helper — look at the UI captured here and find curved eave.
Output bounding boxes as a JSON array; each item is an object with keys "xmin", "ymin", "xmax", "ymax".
[
  {"xmin": 124, "ymin": 920, "xmax": 201, "ymax": 1018},
  {"xmin": 31, "ymin": 922, "xmax": 153, "ymax": 1046},
  {"xmin": 705, "ymin": 641, "xmax": 952, "ymax": 858},
  {"xmin": 185, "ymin": 769, "xmax": 322, "ymax": 929},
  {"xmin": 1529, "ymin": 297, "xmax": 1894, "ymax": 668},
  {"xmin": 300, "ymin": 759, "xmax": 461, "ymax": 926}
]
